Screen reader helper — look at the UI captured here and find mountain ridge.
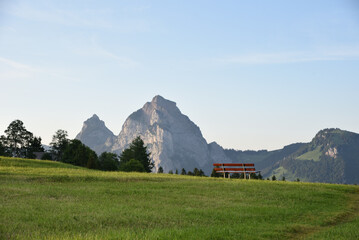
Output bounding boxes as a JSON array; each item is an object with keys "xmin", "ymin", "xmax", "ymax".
[{"xmin": 75, "ymin": 96, "xmax": 359, "ymax": 184}]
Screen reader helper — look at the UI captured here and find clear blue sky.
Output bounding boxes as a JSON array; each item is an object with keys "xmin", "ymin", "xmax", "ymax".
[{"xmin": 1, "ymin": 0, "xmax": 359, "ymax": 150}]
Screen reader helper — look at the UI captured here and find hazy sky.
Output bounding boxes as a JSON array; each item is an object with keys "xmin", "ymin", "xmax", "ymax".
[{"xmin": 1, "ymin": 0, "xmax": 359, "ymax": 150}]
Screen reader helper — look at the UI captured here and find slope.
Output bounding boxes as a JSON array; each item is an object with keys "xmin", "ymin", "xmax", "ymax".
[
  {"xmin": 267, "ymin": 128, "xmax": 359, "ymax": 184},
  {"xmin": 0, "ymin": 156, "xmax": 358, "ymax": 239}
]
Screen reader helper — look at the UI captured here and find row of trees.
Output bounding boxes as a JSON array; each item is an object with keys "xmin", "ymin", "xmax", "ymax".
[
  {"xmin": 210, "ymin": 169, "xmax": 263, "ymax": 179},
  {"xmin": 50, "ymin": 132, "xmax": 153, "ymax": 172},
  {"xmin": 0, "ymin": 120, "xmax": 301, "ymax": 180},
  {"xmin": 158, "ymin": 166, "xmax": 206, "ymax": 176},
  {"xmin": 0, "ymin": 120, "xmax": 154, "ymax": 173}
]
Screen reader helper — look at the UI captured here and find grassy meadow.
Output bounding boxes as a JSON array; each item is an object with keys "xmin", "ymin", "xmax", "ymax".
[{"xmin": 0, "ymin": 157, "xmax": 358, "ymax": 239}]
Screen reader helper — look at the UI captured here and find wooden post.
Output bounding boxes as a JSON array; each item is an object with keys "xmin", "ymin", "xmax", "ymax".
[
  {"xmin": 243, "ymin": 164, "xmax": 246, "ymax": 180},
  {"xmin": 222, "ymin": 164, "xmax": 225, "ymax": 179}
]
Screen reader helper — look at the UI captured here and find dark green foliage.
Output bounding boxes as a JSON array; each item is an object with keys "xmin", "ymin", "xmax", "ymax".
[
  {"xmin": 0, "ymin": 120, "xmax": 45, "ymax": 158},
  {"xmin": 120, "ymin": 159, "xmax": 145, "ymax": 172},
  {"xmin": 158, "ymin": 166, "xmax": 163, "ymax": 173},
  {"xmin": 41, "ymin": 152, "xmax": 53, "ymax": 160},
  {"xmin": 175, "ymin": 169, "xmax": 178, "ymax": 174},
  {"xmin": 168, "ymin": 170, "xmax": 173, "ymax": 174},
  {"xmin": 119, "ymin": 136, "xmax": 153, "ymax": 172},
  {"xmin": 62, "ymin": 139, "xmax": 99, "ymax": 169},
  {"xmin": 98, "ymin": 152, "xmax": 119, "ymax": 171},
  {"xmin": 26, "ymin": 137, "xmax": 45, "ymax": 159},
  {"xmin": 50, "ymin": 129, "xmax": 69, "ymax": 161},
  {"xmin": 282, "ymin": 176, "xmax": 286, "ymax": 181},
  {"xmin": 193, "ymin": 168, "xmax": 206, "ymax": 176},
  {"xmin": 0, "ymin": 140, "xmax": 10, "ymax": 156},
  {"xmin": 187, "ymin": 171, "xmax": 193, "ymax": 176},
  {"xmin": 248, "ymin": 173, "xmax": 255, "ymax": 179},
  {"xmin": 1, "ymin": 120, "xmax": 34, "ymax": 158},
  {"xmin": 272, "ymin": 175, "xmax": 276, "ymax": 181},
  {"xmin": 211, "ymin": 168, "xmax": 220, "ymax": 177},
  {"xmin": 258, "ymin": 172, "xmax": 263, "ymax": 180},
  {"xmin": 181, "ymin": 168, "xmax": 186, "ymax": 175}
]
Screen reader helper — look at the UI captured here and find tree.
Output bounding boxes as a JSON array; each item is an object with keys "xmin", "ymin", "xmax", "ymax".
[
  {"xmin": 181, "ymin": 168, "xmax": 187, "ymax": 175},
  {"xmin": 41, "ymin": 152, "xmax": 53, "ymax": 160},
  {"xmin": 0, "ymin": 141, "xmax": 8, "ymax": 156},
  {"xmin": 50, "ymin": 129, "xmax": 69, "ymax": 161},
  {"xmin": 272, "ymin": 175, "xmax": 277, "ymax": 181},
  {"xmin": 120, "ymin": 159, "xmax": 146, "ymax": 172},
  {"xmin": 250, "ymin": 173, "xmax": 258, "ymax": 179},
  {"xmin": 3, "ymin": 120, "xmax": 33, "ymax": 157},
  {"xmin": 282, "ymin": 176, "xmax": 286, "ymax": 181},
  {"xmin": 26, "ymin": 136, "xmax": 44, "ymax": 158},
  {"xmin": 211, "ymin": 169, "xmax": 220, "ymax": 177},
  {"xmin": 99, "ymin": 152, "xmax": 120, "ymax": 171},
  {"xmin": 175, "ymin": 169, "xmax": 178, "ymax": 174},
  {"xmin": 62, "ymin": 139, "xmax": 99, "ymax": 169},
  {"xmin": 258, "ymin": 172, "xmax": 263, "ymax": 180},
  {"xmin": 193, "ymin": 168, "xmax": 205, "ymax": 177},
  {"xmin": 158, "ymin": 166, "xmax": 164, "ymax": 173},
  {"xmin": 119, "ymin": 136, "xmax": 153, "ymax": 172}
]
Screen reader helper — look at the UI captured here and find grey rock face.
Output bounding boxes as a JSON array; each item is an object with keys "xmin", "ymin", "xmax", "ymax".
[
  {"xmin": 111, "ymin": 95, "xmax": 216, "ymax": 173},
  {"xmin": 75, "ymin": 114, "xmax": 116, "ymax": 155},
  {"xmin": 208, "ymin": 141, "xmax": 232, "ymax": 164},
  {"xmin": 76, "ymin": 96, "xmax": 229, "ymax": 174}
]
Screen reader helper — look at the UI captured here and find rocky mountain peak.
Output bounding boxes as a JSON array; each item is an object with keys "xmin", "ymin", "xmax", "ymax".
[
  {"xmin": 76, "ymin": 114, "xmax": 115, "ymax": 155},
  {"xmin": 141, "ymin": 95, "xmax": 179, "ymax": 117},
  {"xmin": 110, "ymin": 96, "xmax": 219, "ymax": 174},
  {"xmin": 312, "ymin": 128, "xmax": 357, "ymax": 147},
  {"xmin": 84, "ymin": 114, "xmax": 103, "ymax": 127}
]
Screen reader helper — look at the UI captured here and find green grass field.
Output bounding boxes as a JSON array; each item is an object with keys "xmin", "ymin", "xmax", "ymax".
[
  {"xmin": 1, "ymin": 157, "xmax": 358, "ymax": 239},
  {"xmin": 296, "ymin": 146, "xmax": 322, "ymax": 162}
]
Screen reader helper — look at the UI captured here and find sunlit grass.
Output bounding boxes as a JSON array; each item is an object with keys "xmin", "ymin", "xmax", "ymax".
[{"xmin": 0, "ymin": 157, "xmax": 358, "ymax": 239}]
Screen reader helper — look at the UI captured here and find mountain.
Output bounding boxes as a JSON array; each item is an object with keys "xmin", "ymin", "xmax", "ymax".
[
  {"xmin": 75, "ymin": 96, "xmax": 359, "ymax": 184},
  {"xmin": 225, "ymin": 129, "xmax": 359, "ymax": 184},
  {"xmin": 76, "ymin": 96, "xmax": 229, "ymax": 174},
  {"xmin": 75, "ymin": 114, "xmax": 115, "ymax": 154},
  {"xmin": 110, "ymin": 95, "xmax": 228, "ymax": 173}
]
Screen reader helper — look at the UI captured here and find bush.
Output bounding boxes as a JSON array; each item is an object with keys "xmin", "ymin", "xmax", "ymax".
[
  {"xmin": 41, "ymin": 152, "xmax": 53, "ymax": 160},
  {"xmin": 62, "ymin": 139, "xmax": 99, "ymax": 169},
  {"xmin": 120, "ymin": 159, "xmax": 145, "ymax": 172},
  {"xmin": 99, "ymin": 152, "xmax": 119, "ymax": 171}
]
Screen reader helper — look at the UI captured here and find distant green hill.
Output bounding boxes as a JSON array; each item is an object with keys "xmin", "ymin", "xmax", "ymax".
[
  {"xmin": 0, "ymin": 157, "xmax": 359, "ymax": 239},
  {"xmin": 225, "ymin": 128, "xmax": 359, "ymax": 184}
]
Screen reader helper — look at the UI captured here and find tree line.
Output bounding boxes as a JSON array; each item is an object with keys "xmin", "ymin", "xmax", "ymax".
[
  {"xmin": 0, "ymin": 120, "xmax": 153, "ymax": 172},
  {"xmin": 158, "ymin": 166, "xmax": 206, "ymax": 176},
  {"xmin": 1, "ymin": 120, "xmax": 293, "ymax": 180}
]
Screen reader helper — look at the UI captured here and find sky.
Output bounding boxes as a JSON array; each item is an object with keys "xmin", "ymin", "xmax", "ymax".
[{"xmin": 1, "ymin": 0, "xmax": 359, "ymax": 151}]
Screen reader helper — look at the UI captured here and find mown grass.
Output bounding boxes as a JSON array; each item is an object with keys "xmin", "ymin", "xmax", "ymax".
[{"xmin": 0, "ymin": 157, "xmax": 358, "ymax": 239}]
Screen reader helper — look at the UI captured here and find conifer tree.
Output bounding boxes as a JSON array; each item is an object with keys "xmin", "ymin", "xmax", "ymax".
[{"xmin": 119, "ymin": 136, "xmax": 153, "ymax": 172}]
